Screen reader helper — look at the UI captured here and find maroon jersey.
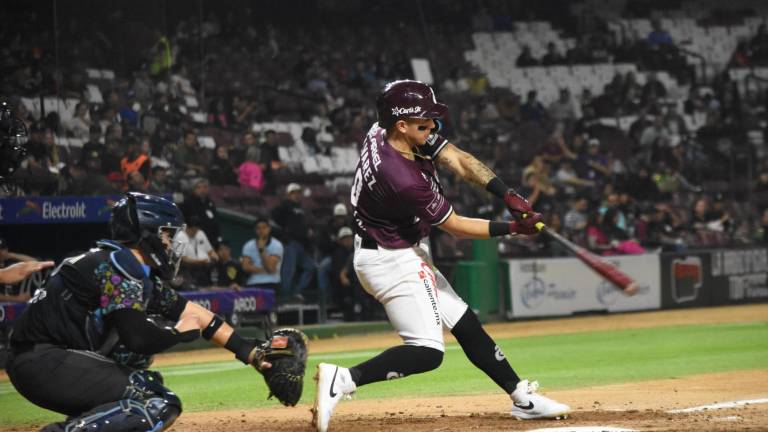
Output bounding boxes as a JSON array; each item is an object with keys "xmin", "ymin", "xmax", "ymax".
[{"xmin": 351, "ymin": 123, "xmax": 453, "ymax": 248}]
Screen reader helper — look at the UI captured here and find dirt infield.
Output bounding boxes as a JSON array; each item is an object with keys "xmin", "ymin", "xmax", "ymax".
[
  {"xmin": 3, "ymin": 304, "xmax": 767, "ymax": 431},
  {"xmin": 176, "ymin": 370, "xmax": 768, "ymax": 431}
]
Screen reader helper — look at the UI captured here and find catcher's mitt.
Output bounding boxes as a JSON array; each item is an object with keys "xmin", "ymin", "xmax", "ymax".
[{"xmin": 255, "ymin": 328, "xmax": 308, "ymax": 406}]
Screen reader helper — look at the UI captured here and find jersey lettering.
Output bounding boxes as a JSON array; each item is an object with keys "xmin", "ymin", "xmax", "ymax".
[
  {"xmin": 29, "ymin": 287, "xmax": 47, "ymax": 304},
  {"xmin": 350, "ymin": 168, "xmax": 363, "ymax": 207}
]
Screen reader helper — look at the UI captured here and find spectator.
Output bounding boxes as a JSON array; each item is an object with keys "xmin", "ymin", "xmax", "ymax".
[
  {"xmin": 79, "ymin": 125, "xmax": 104, "ymax": 166},
  {"xmin": 174, "ymin": 130, "xmax": 208, "ymax": 181},
  {"xmin": 566, "ymin": 36, "xmax": 593, "ymax": 65},
  {"xmin": 516, "ymin": 45, "xmax": 538, "ymax": 67},
  {"xmin": 120, "ymin": 139, "xmax": 150, "ymax": 190},
  {"xmin": 647, "ymin": 18, "xmax": 673, "ymax": 47},
  {"xmin": 300, "ymin": 126, "xmax": 324, "ymax": 156},
  {"xmin": 175, "ymin": 217, "xmax": 218, "ymax": 289},
  {"xmin": 556, "ymin": 159, "xmax": 595, "ymax": 197},
  {"xmin": 577, "ymin": 138, "xmax": 610, "ymax": 185},
  {"xmin": 521, "ymin": 90, "xmax": 547, "ymax": 123},
  {"xmin": 211, "ymin": 241, "xmax": 244, "ymax": 289},
  {"xmin": 442, "ymin": 67, "xmax": 470, "ymax": 94},
  {"xmin": 209, "ymin": 145, "xmax": 239, "ymax": 186},
  {"xmin": 547, "ymin": 89, "xmax": 580, "ymax": 122},
  {"xmin": 690, "ymin": 196, "xmax": 730, "ymax": 245},
  {"xmin": 117, "ymin": 91, "xmax": 141, "ymax": 131},
  {"xmin": 126, "ymin": 170, "xmax": 148, "ymax": 192},
  {"xmin": 238, "ymin": 145, "xmax": 265, "ymax": 192},
  {"xmin": 641, "ymin": 73, "xmax": 667, "ymax": 107},
  {"xmin": 644, "ymin": 203, "xmax": 685, "ymax": 250},
  {"xmin": 601, "ymin": 208, "xmax": 645, "ymax": 255},
  {"xmin": 522, "ymin": 155, "xmax": 557, "ymax": 200},
  {"xmin": 329, "ymin": 227, "xmax": 356, "ymax": 317},
  {"xmin": 241, "ymin": 217, "xmax": 283, "ymax": 291},
  {"xmin": 147, "ymin": 166, "xmax": 172, "ymax": 194},
  {"xmin": 181, "ymin": 178, "xmax": 222, "ymax": 248},
  {"xmin": 316, "ymin": 203, "xmax": 351, "ymax": 311},
  {"xmin": 541, "ymin": 122, "xmax": 577, "ymax": 163},
  {"xmin": 586, "ymin": 208, "xmax": 612, "ymax": 254},
  {"xmin": 271, "ymin": 183, "xmax": 316, "ymax": 301},
  {"xmin": 625, "ymin": 165, "xmax": 659, "ymax": 202},
  {"xmin": 260, "ymin": 130, "xmax": 283, "ymax": 194},
  {"xmin": 65, "ymin": 102, "xmax": 92, "ymax": 139},
  {"xmin": 541, "ymin": 42, "xmax": 565, "ymax": 66},
  {"xmin": 12, "ymin": 129, "xmax": 58, "ymax": 195},
  {"xmin": 207, "ymin": 98, "xmax": 229, "ymax": 129},
  {"xmin": 536, "ymin": 212, "xmax": 569, "ymax": 256},
  {"xmin": 231, "ymin": 95, "xmax": 257, "ymax": 129},
  {"xmin": 599, "ymin": 192, "xmax": 627, "ymax": 231},
  {"xmin": 563, "ymin": 196, "xmax": 589, "ymax": 246},
  {"xmin": 61, "ymin": 160, "xmax": 116, "ymax": 196}
]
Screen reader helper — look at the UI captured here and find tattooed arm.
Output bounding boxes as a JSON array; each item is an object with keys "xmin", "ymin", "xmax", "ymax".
[{"xmin": 434, "ymin": 143, "xmax": 497, "ymax": 189}]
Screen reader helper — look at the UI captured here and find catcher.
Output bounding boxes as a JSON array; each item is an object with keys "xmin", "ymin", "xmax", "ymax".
[{"xmin": 6, "ymin": 193, "xmax": 308, "ymax": 432}]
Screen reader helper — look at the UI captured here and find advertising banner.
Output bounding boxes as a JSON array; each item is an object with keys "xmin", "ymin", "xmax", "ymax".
[
  {"xmin": 0, "ymin": 196, "xmax": 123, "ymax": 224},
  {"xmin": 507, "ymin": 254, "xmax": 661, "ymax": 318},
  {"xmin": 660, "ymin": 248, "xmax": 768, "ymax": 307},
  {"xmin": 710, "ymin": 248, "xmax": 768, "ymax": 304},
  {"xmin": 660, "ymin": 251, "xmax": 713, "ymax": 308},
  {"xmin": 1, "ymin": 288, "xmax": 275, "ymax": 324}
]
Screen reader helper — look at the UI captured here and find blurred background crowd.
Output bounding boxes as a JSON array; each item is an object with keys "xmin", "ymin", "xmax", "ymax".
[{"xmin": 2, "ymin": 0, "xmax": 768, "ymax": 320}]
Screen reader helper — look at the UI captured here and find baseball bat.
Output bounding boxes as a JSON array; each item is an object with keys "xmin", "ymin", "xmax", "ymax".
[{"xmin": 535, "ymin": 222, "xmax": 637, "ymax": 296}]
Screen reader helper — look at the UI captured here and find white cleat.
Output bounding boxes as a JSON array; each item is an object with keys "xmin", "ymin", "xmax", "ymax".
[
  {"xmin": 312, "ymin": 363, "xmax": 357, "ymax": 432},
  {"xmin": 510, "ymin": 379, "xmax": 571, "ymax": 420}
]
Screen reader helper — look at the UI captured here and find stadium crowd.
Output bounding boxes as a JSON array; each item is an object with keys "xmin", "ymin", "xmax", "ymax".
[{"xmin": 2, "ymin": 0, "xmax": 768, "ymax": 319}]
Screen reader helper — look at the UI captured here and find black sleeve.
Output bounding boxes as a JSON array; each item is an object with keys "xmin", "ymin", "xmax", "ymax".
[
  {"xmin": 146, "ymin": 280, "xmax": 188, "ymax": 321},
  {"xmin": 111, "ymin": 308, "xmax": 198, "ymax": 355}
]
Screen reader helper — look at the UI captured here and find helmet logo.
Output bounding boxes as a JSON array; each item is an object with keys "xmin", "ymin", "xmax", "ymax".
[{"xmin": 391, "ymin": 106, "xmax": 422, "ymax": 116}]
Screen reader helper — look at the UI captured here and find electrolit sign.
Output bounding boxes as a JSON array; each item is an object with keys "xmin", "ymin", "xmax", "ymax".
[
  {"xmin": 0, "ymin": 196, "xmax": 121, "ymax": 224},
  {"xmin": 671, "ymin": 256, "xmax": 702, "ymax": 303}
]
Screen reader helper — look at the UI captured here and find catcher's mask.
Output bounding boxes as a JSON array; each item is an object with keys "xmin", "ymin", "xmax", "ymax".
[{"xmin": 110, "ymin": 192, "xmax": 186, "ymax": 280}]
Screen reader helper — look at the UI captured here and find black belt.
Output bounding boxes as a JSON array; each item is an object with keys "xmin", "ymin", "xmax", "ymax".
[{"xmin": 360, "ymin": 236, "xmax": 378, "ymax": 250}]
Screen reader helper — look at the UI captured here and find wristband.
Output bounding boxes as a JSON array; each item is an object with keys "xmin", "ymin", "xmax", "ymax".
[
  {"xmin": 224, "ymin": 331, "xmax": 257, "ymax": 364},
  {"xmin": 202, "ymin": 315, "xmax": 224, "ymax": 340},
  {"xmin": 485, "ymin": 177, "xmax": 508, "ymax": 199},
  {"xmin": 489, "ymin": 221, "xmax": 510, "ymax": 237}
]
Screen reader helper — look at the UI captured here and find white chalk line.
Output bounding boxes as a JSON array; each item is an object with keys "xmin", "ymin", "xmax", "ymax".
[{"xmin": 667, "ymin": 398, "xmax": 768, "ymax": 413}]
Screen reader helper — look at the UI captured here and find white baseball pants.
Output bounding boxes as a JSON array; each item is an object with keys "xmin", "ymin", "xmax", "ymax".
[{"xmin": 353, "ymin": 235, "xmax": 468, "ymax": 352}]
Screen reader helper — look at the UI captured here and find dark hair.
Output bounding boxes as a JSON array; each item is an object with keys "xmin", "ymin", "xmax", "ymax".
[{"xmin": 254, "ymin": 216, "xmax": 270, "ymax": 226}]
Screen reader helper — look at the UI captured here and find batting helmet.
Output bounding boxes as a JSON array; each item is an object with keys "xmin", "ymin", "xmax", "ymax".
[
  {"xmin": 376, "ymin": 80, "xmax": 448, "ymax": 129},
  {"xmin": 0, "ymin": 102, "xmax": 29, "ymax": 181},
  {"xmin": 110, "ymin": 192, "xmax": 186, "ymax": 280}
]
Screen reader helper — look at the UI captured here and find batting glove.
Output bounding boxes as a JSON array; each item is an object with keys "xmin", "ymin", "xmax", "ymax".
[
  {"xmin": 504, "ymin": 191, "xmax": 534, "ymax": 216},
  {"xmin": 509, "ymin": 212, "xmax": 543, "ymax": 235}
]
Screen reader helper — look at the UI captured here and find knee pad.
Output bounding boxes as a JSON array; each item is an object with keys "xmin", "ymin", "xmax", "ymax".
[
  {"xmin": 124, "ymin": 370, "xmax": 182, "ymax": 427},
  {"xmin": 54, "ymin": 370, "xmax": 182, "ymax": 432}
]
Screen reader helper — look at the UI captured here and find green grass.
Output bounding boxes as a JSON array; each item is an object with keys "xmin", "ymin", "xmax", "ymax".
[{"xmin": 2, "ymin": 322, "xmax": 766, "ymax": 426}]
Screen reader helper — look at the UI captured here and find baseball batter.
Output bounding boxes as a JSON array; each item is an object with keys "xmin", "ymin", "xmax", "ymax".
[{"xmin": 312, "ymin": 80, "xmax": 570, "ymax": 431}]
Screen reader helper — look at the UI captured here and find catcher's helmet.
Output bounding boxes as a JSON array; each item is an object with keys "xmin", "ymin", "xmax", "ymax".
[
  {"xmin": 0, "ymin": 102, "xmax": 29, "ymax": 181},
  {"xmin": 110, "ymin": 192, "xmax": 186, "ymax": 280},
  {"xmin": 376, "ymin": 80, "xmax": 448, "ymax": 129}
]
